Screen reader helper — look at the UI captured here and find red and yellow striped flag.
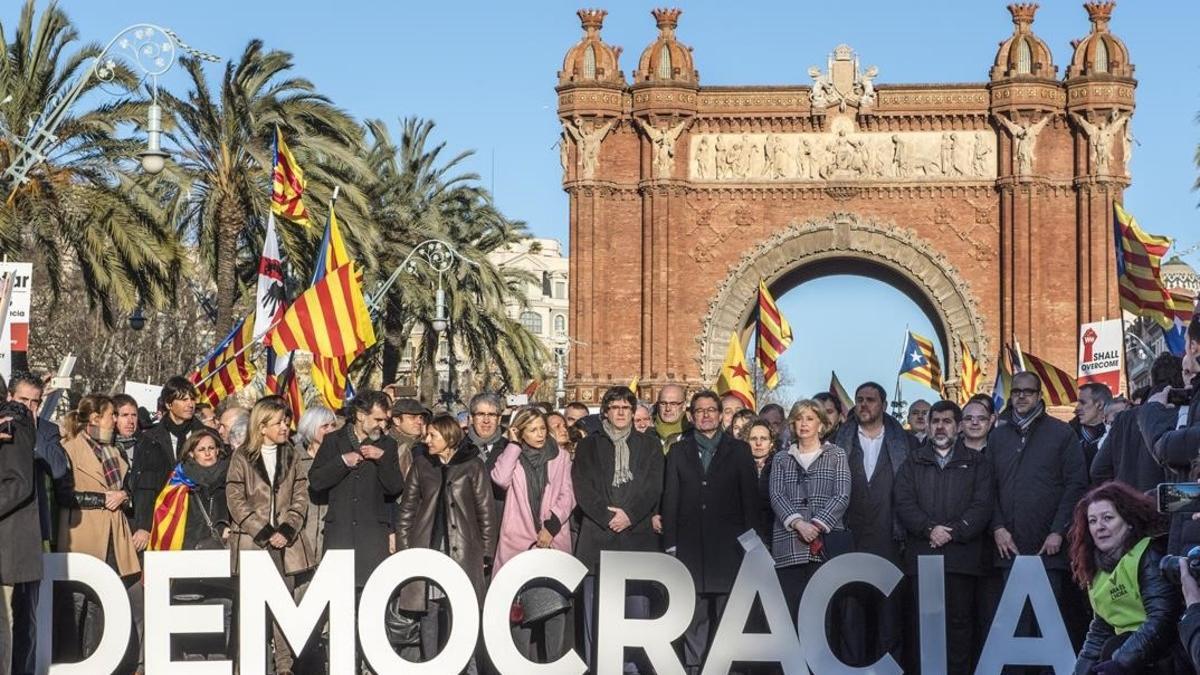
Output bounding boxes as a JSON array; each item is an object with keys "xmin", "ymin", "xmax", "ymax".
[
  {"xmin": 148, "ymin": 464, "xmax": 195, "ymax": 551},
  {"xmin": 307, "ymin": 206, "xmax": 359, "ymax": 409},
  {"xmin": 1021, "ymin": 350, "xmax": 1079, "ymax": 406},
  {"xmin": 958, "ymin": 342, "xmax": 983, "ymax": 405},
  {"xmin": 716, "ymin": 331, "xmax": 755, "ymax": 409},
  {"xmin": 265, "ymin": 262, "xmax": 375, "ymax": 358},
  {"xmin": 755, "ymin": 280, "xmax": 793, "ymax": 390},
  {"xmin": 272, "ymin": 127, "xmax": 312, "ymax": 227},
  {"xmin": 1114, "ymin": 202, "xmax": 1173, "ymax": 328},
  {"xmin": 190, "ymin": 317, "xmax": 256, "ymax": 407}
]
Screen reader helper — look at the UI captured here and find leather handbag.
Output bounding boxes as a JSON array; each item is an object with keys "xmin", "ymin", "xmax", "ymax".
[
  {"xmin": 385, "ymin": 599, "xmax": 421, "ymax": 646},
  {"xmin": 515, "ymin": 583, "xmax": 570, "ymax": 626},
  {"xmin": 190, "ymin": 494, "xmax": 225, "ymax": 551}
]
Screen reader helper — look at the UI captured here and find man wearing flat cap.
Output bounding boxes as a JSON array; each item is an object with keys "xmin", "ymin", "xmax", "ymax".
[{"xmin": 389, "ymin": 398, "xmax": 430, "ymax": 481}]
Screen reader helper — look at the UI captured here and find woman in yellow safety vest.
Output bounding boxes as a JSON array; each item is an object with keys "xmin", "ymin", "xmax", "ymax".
[{"xmin": 1068, "ymin": 481, "xmax": 1181, "ymax": 674}]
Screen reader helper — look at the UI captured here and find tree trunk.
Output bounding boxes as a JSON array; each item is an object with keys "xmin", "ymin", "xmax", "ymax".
[{"xmin": 213, "ymin": 193, "xmax": 243, "ymax": 332}]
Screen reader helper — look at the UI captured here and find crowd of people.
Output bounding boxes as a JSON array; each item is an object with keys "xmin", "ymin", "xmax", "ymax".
[{"xmin": 6, "ymin": 320, "xmax": 1200, "ymax": 674}]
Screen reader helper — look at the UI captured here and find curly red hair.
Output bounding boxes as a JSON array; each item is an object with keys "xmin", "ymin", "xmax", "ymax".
[{"xmin": 1068, "ymin": 481, "xmax": 1166, "ymax": 588}]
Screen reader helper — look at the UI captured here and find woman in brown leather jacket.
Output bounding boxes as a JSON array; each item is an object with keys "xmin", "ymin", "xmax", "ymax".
[{"xmin": 394, "ymin": 413, "xmax": 496, "ymax": 668}]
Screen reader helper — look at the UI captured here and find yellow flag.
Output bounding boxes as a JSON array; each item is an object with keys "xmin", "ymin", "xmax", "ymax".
[{"xmin": 716, "ymin": 332, "xmax": 755, "ymax": 409}]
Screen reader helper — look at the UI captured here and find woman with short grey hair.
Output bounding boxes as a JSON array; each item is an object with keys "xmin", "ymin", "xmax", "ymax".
[{"xmin": 291, "ymin": 404, "xmax": 338, "ymax": 671}]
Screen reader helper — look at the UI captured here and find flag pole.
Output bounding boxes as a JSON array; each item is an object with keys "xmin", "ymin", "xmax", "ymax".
[
  {"xmin": 751, "ymin": 283, "xmax": 761, "ymax": 410},
  {"xmin": 893, "ymin": 324, "xmax": 909, "ymax": 418}
]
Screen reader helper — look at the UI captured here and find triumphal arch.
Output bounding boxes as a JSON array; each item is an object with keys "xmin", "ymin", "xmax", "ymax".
[{"xmin": 558, "ymin": 3, "xmax": 1134, "ymax": 402}]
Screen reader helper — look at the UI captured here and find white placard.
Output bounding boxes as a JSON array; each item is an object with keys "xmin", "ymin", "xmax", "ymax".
[
  {"xmin": 0, "ymin": 262, "xmax": 32, "ymax": 382},
  {"xmin": 1077, "ymin": 319, "xmax": 1122, "ymax": 395},
  {"xmin": 123, "ymin": 381, "xmax": 162, "ymax": 413}
]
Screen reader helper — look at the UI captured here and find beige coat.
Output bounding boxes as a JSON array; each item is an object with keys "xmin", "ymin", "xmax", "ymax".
[
  {"xmin": 226, "ymin": 443, "xmax": 314, "ymax": 575},
  {"xmin": 57, "ymin": 432, "xmax": 140, "ymax": 577}
]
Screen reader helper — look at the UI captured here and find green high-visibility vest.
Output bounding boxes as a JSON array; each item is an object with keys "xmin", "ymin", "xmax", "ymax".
[{"xmin": 1088, "ymin": 537, "xmax": 1151, "ymax": 635}]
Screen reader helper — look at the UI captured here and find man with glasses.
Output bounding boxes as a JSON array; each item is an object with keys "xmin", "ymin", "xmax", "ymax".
[
  {"xmin": 661, "ymin": 390, "xmax": 758, "ymax": 674},
  {"xmin": 573, "ymin": 386, "xmax": 664, "ymax": 673},
  {"xmin": 988, "ymin": 371, "xmax": 1086, "ymax": 646},
  {"xmin": 651, "ymin": 384, "xmax": 690, "ymax": 449}
]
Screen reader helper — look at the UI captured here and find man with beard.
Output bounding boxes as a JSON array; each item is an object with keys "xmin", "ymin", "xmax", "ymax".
[
  {"xmin": 308, "ymin": 390, "xmax": 404, "ymax": 587},
  {"xmin": 988, "ymin": 371, "xmax": 1087, "ymax": 653},
  {"xmin": 833, "ymin": 382, "xmax": 915, "ymax": 666},
  {"xmin": 894, "ymin": 400, "xmax": 993, "ymax": 674}
]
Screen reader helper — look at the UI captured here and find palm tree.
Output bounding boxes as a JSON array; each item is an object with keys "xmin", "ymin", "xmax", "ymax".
[
  {"xmin": 0, "ymin": 0, "xmax": 187, "ymax": 325},
  {"xmin": 157, "ymin": 39, "xmax": 377, "ymax": 330},
  {"xmin": 364, "ymin": 117, "xmax": 545, "ymax": 400}
]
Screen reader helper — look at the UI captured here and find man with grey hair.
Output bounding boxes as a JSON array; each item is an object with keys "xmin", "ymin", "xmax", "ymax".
[
  {"xmin": 226, "ymin": 410, "xmax": 250, "ymax": 456},
  {"xmin": 461, "ymin": 392, "xmax": 508, "ymax": 556}
]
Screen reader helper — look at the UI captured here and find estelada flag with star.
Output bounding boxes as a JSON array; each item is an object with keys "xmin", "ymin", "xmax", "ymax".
[
  {"xmin": 716, "ymin": 331, "xmax": 755, "ymax": 409},
  {"xmin": 899, "ymin": 330, "xmax": 943, "ymax": 394}
]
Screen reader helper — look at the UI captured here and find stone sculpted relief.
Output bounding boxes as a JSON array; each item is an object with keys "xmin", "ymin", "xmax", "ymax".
[
  {"xmin": 635, "ymin": 117, "xmax": 689, "ymax": 179},
  {"xmin": 994, "ymin": 113, "xmax": 1052, "ymax": 177},
  {"xmin": 564, "ymin": 117, "xmax": 617, "ymax": 180},
  {"xmin": 808, "ymin": 45, "xmax": 878, "ymax": 112},
  {"xmin": 688, "ymin": 129, "xmax": 997, "ymax": 182},
  {"xmin": 1069, "ymin": 110, "xmax": 1129, "ymax": 176}
]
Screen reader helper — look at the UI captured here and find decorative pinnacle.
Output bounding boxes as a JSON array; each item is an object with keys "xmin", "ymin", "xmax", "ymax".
[
  {"xmin": 1084, "ymin": 1, "xmax": 1115, "ymax": 30},
  {"xmin": 652, "ymin": 8, "xmax": 682, "ymax": 33},
  {"xmin": 1007, "ymin": 3, "xmax": 1039, "ymax": 29},
  {"xmin": 577, "ymin": 9, "xmax": 607, "ymax": 33}
]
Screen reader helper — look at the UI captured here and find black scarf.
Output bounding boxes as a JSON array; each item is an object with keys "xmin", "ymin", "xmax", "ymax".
[
  {"xmin": 518, "ymin": 438, "xmax": 559, "ymax": 530},
  {"xmin": 430, "ymin": 457, "xmax": 451, "ymax": 554},
  {"xmin": 1079, "ymin": 422, "xmax": 1106, "ymax": 445},
  {"xmin": 1011, "ymin": 400, "xmax": 1046, "ymax": 435},
  {"xmin": 162, "ymin": 415, "xmax": 193, "ymax": 457}
]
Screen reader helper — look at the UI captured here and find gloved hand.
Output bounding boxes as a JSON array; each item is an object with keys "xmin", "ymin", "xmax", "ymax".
[{"xmin": 1090, "ymin": 660, "xmax": 1129, "ymax": 675}]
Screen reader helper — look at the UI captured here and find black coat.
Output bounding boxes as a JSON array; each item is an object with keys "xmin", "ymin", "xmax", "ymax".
[
  {"xmin": 572, "ymin": 427, "xmax": 663, "ymax": 574},
  {"xmin": 460, "ymin": 433, "xmax": 507, "ymax": 550},
  {"xmin": 755, "ymin": 457, "xmax": 775, "ymax": 544},
  {"xmin": 989, "ymin": 410, "xmax": 1087, "ymax": 571},
  {"xmin": 1182, "ymin": 603, "xmax": 1200, "ymax": 673},
  {"xmin": 893, "ymin": 441, "xmax": 994, "ymax": 576},
  {"xmin": 129, "ymin": 417, "xmax": 206, "ymax": 532},
  {"xmin": 1091, "ymin": 407, "xmax": 1164, "ymax": 495},
  {"xmin": 661, "ymin": 431, "xmax": 759, "ymax": 594},
  {"xmin": 1138, "ymin": 400, "xmax": 1200, "ymax": 555},
  {"xmin": 1075, "ymin": 540, "xmax": 1181, "ymax": 674},
  {"xmin": 307, "ymin": 425, "xmax": 404, "ymax": 585},
  {"xmin": 835, "ymin": 414, "xmax": 914, "ymax": 563},
  {"xmin": 0, "ymin": 407, "xmax": 40, "ymax": 583},
  {"xmin": 182, "ymin": 460, "xmax": 229, "ymax": 550}
]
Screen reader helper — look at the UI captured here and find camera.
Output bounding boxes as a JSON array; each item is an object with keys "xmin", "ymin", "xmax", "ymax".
[
  {"xmin": 1167, "ymin": 387, "xmax": 1194, "ymax": 406},
  {"xmin": 1161, "ymin": 546, "xmax": 1200, "ymax": 584}
]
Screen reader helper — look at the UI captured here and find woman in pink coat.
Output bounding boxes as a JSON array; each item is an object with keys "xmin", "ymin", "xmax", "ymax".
[{"xmin": 490, "ymin": 407, "xmax": 576, "ymax": 661}]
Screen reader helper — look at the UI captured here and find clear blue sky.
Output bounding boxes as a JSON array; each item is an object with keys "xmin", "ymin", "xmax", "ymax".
[{"xmin": 39, "ymin": 1, "xmax": 1200, "ymax": 405}]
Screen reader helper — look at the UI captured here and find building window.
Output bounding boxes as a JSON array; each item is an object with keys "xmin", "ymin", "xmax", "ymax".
[
  {"xmin": 583, "ymin": 45, "xmax": 596, "ymax": 79},
  {"xmin": 1015, "ymin": 39, "xmax": 1032, "ymax": 74},
  {"xmin": 1093, "ymin": 40, "xmax": 1108, "ymax": 73},
  {"xmin": 520, "ymin": 311, "xmax": 543, "ymax": 335},
  {"xmin": 657, "ymin": 46, "xmax": 672, "ymax": 79},
  {"xmin": 553, "ymin": 314, "xmax": 566, "ymax": 335},
  {"xmin": 554, "ymin": 281, "xmax": 566, "ymax": 300}
]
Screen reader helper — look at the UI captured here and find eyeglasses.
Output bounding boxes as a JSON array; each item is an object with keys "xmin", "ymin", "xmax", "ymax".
[
  {"xmin": 1011, "ymin": 387, "xmax": 1040, "ymax": 396},
  {"xmin": 657, "ymin": 400, "xmax": 684, "ymax": 408},
  {"xmin": 963, "ymin": 415, "xmax": 990, "ymax": 423},
  {"xmin": 472, "ymin": 412, "xmax": 500, "ymax": 419}
]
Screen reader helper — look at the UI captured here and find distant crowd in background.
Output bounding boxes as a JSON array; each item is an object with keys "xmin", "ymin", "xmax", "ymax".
[{"xmin": 8, "ymin": 319, "xmax": 1200, "ymax": 674}]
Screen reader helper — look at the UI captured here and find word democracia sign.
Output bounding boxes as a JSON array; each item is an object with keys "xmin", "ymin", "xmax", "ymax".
[{"xmin": 37, "ymin": 537, "xmax": 1078, "ymax": 674}]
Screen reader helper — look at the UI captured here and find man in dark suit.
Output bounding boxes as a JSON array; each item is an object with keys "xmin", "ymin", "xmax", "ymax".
[
  {"xmin": 308, "ymin": 390, "xmax": 404, "ymax": 587},
  {"xmin": 833, "ymin": 381, "xmax": 915, "ymax": 667},
  {"xmin": 661, "ymin": 390, "xmax": 758, "ymax": 674},
  {"xmin": 0, "ymin": 399, "xmax": 39, "ymax": 675},
  {"xmin": 572, "ymin": 385, "xmax": 664, "ymax": 673}
]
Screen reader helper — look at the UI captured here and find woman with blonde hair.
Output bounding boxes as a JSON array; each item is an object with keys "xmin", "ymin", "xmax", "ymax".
[
  {"xmin": 491, "ymin": 407, "xmax": 576, "ymax": 661},
  {"xmin": 226, "ymin": 395, "xmax": 313, "ymax": 674},
  {"xmin": 769, "ymin": 399, "xmax": 850, "ymax": 623},
  {"xmin": 59, "ymin": 394, "xmax": 140, "ymax": 658}
]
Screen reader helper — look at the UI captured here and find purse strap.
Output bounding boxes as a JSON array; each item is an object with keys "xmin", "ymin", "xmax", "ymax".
[{"xmin": 191, "ymin": 489, "xmax": 216, "ymax": 532}]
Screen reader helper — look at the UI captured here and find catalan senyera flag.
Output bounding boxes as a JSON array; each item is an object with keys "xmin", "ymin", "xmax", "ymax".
[
  {"xmin": 1021, "ymin": 350, "xmax": 1079, "ymax": 406},
  {"xmin": 272, "ymin": 127, "xmax": 312, "ymax": 227},
  {"xmin": 308, "ymin": 206, "xmax": 359, "ymax": 409},
  {"xmin": 716, "ymin": 331, "xmax": 755, "ymax": 410},
  {"xmin": 1114, "ymin": 202, "xmax": 1173, "ymax": 328},
  {"xmin": 190, "ymin": 317, "xmax": 257, "ymax": 407},
  {"xmin": 829, "ymin": 371, "xmax": 853, "ymax": 413},
  {"xmin": 899, "ymin": 330, "xmax": 943, "ymax": 394},
  {"xmin": 148, "ymin": 463, "xmax": 195, "ymax": 551},
  {"xmin": 628, "ymin": 376, "xmax": 640, "ymax": 396},
  {"xmin": 265, "ymin": 262, "xmax": 375, "ymax": 358},
  {"xmin": 958, "ymin": 342, "xmax": 983, "ymax": 405},
  {"xmin": 755, "ymin": 280, "xmax": 793, "ymax": 390}
]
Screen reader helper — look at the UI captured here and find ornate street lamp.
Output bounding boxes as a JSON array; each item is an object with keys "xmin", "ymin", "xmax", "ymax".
[{"xmin": 1, "ymin": 24, "xmax": 218, "ymax": 193}]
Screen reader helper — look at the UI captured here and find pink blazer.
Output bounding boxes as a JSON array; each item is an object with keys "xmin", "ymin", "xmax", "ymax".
[{"xmin": 490, "ymin": 442, "xmax": 575, "ymax": 571}]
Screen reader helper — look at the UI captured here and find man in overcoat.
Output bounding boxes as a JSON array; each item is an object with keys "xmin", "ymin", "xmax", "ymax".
[
  {"xmin": 572, "ymin": 385, "xmax": 663, "ymax": 672},
  {"xmin": 308, "ymin": 390, "xmax": 404, "ymax": 586},
  {"xmin": 661, "ymin": 390, "xmax": 758, "ymax": 674}
]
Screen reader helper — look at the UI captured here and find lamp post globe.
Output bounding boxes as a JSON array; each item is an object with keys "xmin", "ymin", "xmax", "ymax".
[{"xmin": 129, "ymin": 306, "xmax": 147, "ymax": 331}]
